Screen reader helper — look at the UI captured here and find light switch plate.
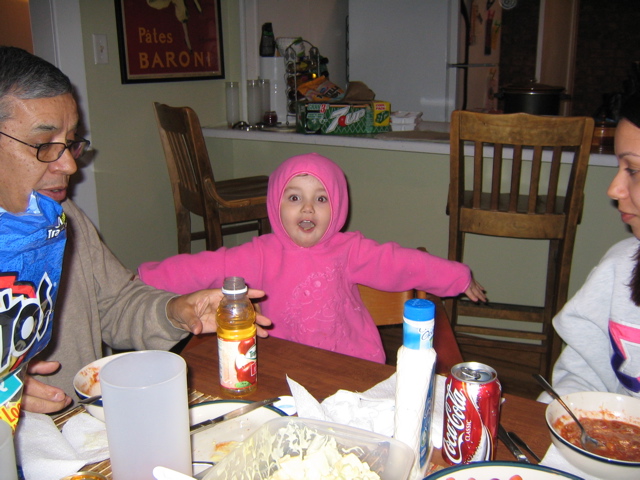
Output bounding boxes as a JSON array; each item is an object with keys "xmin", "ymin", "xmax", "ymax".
[{"xmin": 92, "ymin": 34, "xmax": 108, "ymax": 64}]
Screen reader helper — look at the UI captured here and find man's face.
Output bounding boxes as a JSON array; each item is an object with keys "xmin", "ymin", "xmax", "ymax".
[{"xmin": 0, "ymin": 93, "xmax": 79, "ymax": 212}]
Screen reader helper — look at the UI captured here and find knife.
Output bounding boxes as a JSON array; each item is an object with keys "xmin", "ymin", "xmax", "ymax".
[
  {"xmin": 508, "ymin": 431, "xmax": 541, "ymax": 463},
  {"xmin": 498, "ymin": 424, "xmax": 530, "ymax": 463},
  {"xmin": 190, "ymin": 397, "xmax": 280, "ymax": 435}
]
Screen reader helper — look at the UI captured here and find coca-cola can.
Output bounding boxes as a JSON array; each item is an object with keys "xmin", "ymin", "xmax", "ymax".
[{"xmin": 442, "ymin": 362, "xmax": 502, "ymax": 465}]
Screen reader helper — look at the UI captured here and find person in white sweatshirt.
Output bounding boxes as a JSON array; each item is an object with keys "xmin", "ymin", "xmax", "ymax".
[{"xmin": 539, "ymin": 92, "xmax": 640, "ymax": 402}]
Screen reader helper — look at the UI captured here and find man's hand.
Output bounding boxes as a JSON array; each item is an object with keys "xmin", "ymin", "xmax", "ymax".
[
  {"xmin": 166, "ymin": 288, "xmax": 272, "ymax": 337},
  {"xmin": 22, "ymin": 360, "xmax": 72, "ymax": 414}
]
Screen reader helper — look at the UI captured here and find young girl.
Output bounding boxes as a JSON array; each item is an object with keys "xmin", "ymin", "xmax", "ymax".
[
  {"xmin": 539, "ymin": 93, "xmax": 640, "ymax": 401},
  {"xmin": 139, "ymin": 153, "xmax": 485, "ymax": 363}
]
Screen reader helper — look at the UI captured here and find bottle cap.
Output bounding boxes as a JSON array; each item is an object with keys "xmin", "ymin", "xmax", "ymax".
[
  {"xmin": 222, "ymin": 276, "xmax": 248, "ymax": 294},
  {"xmin": 403, "ymin": 299, "xmax": 435, "ymax": 350},
  {"xmin": 403, "ymin": 298, "xmax": 435, "ymax": 321}
]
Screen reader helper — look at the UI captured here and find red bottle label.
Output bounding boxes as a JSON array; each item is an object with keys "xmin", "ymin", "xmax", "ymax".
[{"xmin": 218, "ymin": 336, "xmax": 257, "ymax": 391}]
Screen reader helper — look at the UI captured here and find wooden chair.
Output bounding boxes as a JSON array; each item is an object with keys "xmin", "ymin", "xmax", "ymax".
[
  {"xmin": 446, "ymin": 110, "xmax": 594, "ymax": 379},
  {"xmin": 358, "ymin": 286, "xmax": 463, "ymax": 375},
  {"xmin": 153, "ymin": 102, "xmax": 270, "ymax": 253}
]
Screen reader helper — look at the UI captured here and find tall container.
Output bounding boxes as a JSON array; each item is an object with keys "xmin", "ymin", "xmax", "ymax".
[
  {"xmin": 259, "ymin": 57, "xmax": 287, "ymax": 124},
  {"xmin": 217, "ymin": 277, "xmax": 257, "ymax": 396},
  {"xmin": 394, "ymin": 299, "xmax": 437, "ymax": 480}
]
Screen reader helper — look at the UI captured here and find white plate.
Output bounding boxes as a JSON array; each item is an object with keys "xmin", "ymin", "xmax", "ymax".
[
  {"xmin": 190, "ymin": 400, "xmax": 286, "ymax": 464},
  {"xmin": 424, "ymin": 461, "xmax": 584, "ymax": 480}
]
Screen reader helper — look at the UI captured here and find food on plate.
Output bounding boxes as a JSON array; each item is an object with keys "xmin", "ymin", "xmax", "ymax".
[
  {"xmin": 267, "ymin": 442, "xmax": 379, "ymax": 480},
  {"xmin": 212, "ymin": 420, "xmax": 380, "ymax": 480},
  {"xmin": 77, "ymin": 366, "xmax": 101, "ymax": 396},
  {"xmin": 210, "ymin": 441, "xmax": 239, "ymax": 462},
  {"xmin": 554, "ymin": 417, "xmax": 640, "ymax": 461}
]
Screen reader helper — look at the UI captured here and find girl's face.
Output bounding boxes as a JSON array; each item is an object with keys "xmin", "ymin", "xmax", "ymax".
[
  {"xmin": 280, "ymin": 174, "xmax": 331, "ymax": 247},
  {"xmin": 608, "ymin": 118, "xmax": 640, "ymax": 239}
]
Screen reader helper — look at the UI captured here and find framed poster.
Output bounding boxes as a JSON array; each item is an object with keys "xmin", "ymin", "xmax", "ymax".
[{"xmin": 114, "ymin": 0, "xmax": 224, "ymax": 83}]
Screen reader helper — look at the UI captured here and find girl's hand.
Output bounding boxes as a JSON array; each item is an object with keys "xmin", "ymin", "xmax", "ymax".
[{"xmin": 465, "ymin": 278, "xmax": 487, "ymax": 303}]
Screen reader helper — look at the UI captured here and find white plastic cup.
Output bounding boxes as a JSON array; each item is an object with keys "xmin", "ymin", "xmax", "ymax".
[
  {"xmin": 225, "ymin": 81, "xmax": 240, "ymax": 127},
  {"xmin": 100, "ymin": 351, "xmax": 191, "ymax": 480},
  {"xmin": 246, "ymin": 79, "xmax": 263, "ymax": 126},
  {"xmin": 0, "ymin": 421, "xmax": 18, "ymax": 480}
]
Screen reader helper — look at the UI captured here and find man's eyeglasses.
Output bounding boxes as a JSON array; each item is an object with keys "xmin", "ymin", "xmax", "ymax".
[{"xmin": 0, "ymin": 131, "xmax": 90, "ymax": 163}]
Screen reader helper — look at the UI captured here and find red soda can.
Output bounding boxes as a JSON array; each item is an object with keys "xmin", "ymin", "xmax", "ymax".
[{"xmin": 442, "ymin": 362, "xmax": 502, "ymax": 465}]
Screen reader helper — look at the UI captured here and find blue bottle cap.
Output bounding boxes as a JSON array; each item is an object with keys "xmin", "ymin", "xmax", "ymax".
[{"xmin": 403, "ymin": 298, "xmax": 435, "ymax": 321}]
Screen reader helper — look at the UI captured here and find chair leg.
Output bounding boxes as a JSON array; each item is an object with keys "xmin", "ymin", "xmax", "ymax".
[
  {"xmin": 205, "ymin": 214, "xmax": 224, "ymax": 251},
  {"xmin": 259, "ymin": 217, "xmax": 271, "ymax": 235},
  {"xmin": 176, "ymin": 208, "xmax": 192, "ymax": 254}
]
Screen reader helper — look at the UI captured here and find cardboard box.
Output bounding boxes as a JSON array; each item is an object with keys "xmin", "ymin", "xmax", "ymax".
[
  {"xmin": 295, "ymin": 81, "xmax": 390, "ymax": 135},
  {"xmin": 296, "ymin": 100, "xmax": 391, "ymax": 135}
]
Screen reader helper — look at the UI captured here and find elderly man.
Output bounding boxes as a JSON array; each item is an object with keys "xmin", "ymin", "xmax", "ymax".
[{"xmin": 0, "ymin": 46, "xmax": 270, "ymax": 414}]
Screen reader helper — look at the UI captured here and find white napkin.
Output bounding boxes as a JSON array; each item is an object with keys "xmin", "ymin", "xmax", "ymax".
[
  {"xmin": 286, "ymin": 373, "xmax": 446, "ymax": 448},
  {"xmin": 540, "ymin": 444, "xmax": 603, "ymax": 480},
  {"xmin": 15, "ymin": 411, "xmax": 109, "ymax": 480}
]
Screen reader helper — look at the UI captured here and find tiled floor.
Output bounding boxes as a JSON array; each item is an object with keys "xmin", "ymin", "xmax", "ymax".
[{"xmin": 379, "ymin": 325, "xmax": 543, "ymax": 401}]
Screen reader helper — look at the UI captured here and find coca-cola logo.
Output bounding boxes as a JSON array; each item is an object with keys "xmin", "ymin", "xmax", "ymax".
[{"xmin": 443, "ymin": 381, "xmax": 468, "ymax": 464}]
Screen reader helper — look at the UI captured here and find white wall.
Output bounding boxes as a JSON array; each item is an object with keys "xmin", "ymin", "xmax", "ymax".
[
  {"xmin": 30, "ymin": 0, "xmax": 100, "ymax": 227},
  {"xmin": 348, "ymin": 0, "xmax": 459, "ymax": 121}
]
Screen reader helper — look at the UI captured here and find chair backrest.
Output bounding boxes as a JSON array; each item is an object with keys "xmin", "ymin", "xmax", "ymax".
[
  {"xmin": 357, "ymin": 284, "xmax": 463, "ymax": 374},
  {"xmin": 153, "ymin": 102, "xmax": 215, "ymax": 216},
  {"xmin": 448, "ymin": 110, "xmax": 594, "ymax": 243},
  {"xmin": 447, "ymin": 110, "xmax": 594, "ymax": 379},
  {"xmin": 358, "ymin": 285, "xmax": 415, "ymax": 326}
]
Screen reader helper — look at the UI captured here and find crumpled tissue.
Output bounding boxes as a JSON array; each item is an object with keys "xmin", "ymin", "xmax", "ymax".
[
  {"xmin": 15, "ymin": 411, "xmax": 109, "ymax": 480},
  {"xmin": 286, "ymin": 373, "xmax": 446, "ymax": 448}
]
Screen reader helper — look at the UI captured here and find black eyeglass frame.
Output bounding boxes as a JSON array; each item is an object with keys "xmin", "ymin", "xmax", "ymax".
[{"xmin": 0, "ymin": 130, "xmax": 90, "ymax": 163}]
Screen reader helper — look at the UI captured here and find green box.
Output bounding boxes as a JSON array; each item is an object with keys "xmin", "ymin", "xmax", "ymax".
[{"xmin": 296, "ymin": 101, "xmax": 391, "ymax": 135}]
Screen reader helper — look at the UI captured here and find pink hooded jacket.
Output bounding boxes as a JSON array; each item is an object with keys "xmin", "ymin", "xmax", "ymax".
[{"xmin": 139, "ymin": 153, "xmax": 472, "ymax": 363}]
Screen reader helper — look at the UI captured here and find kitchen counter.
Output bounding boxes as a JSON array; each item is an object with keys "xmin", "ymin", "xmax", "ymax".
[{"xmin": 202, "ymin": 123, "xmax": 616, "ymax": 167}]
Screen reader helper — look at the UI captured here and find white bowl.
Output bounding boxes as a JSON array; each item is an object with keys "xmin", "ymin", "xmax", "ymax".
[
  {"xmin": 72, "ymin": 352, "xmax": 131, "ymax": 421},
  {"xmin": 545, "ymin": 391, "xmax": 640, "ymax": 479},
  {"xmin": 424, "ymin": 461, "xmax": 583, "ymax": 479}
]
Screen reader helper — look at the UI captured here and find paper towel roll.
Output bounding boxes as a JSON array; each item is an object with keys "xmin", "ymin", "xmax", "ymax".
[
  {"xmin": 259, "ymin": 57, "xmax": 287, "ymax": 124},
  {"xmin": 394, "ymin": 346, "xmax": 437, "ymax": 480}
]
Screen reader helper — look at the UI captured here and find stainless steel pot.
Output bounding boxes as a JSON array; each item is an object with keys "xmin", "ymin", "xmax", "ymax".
[{"xmin": 496, "ymin": 81, "xmax": 570, "ymax": 115}]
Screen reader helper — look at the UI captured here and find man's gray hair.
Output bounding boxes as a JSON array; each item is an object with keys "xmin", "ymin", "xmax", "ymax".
[{"xmin": 0, "ymin": 46, "xmax": 72, "ymax": 123}]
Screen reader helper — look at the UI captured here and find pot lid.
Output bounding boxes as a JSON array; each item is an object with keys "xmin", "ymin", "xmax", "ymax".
[{"xmin": 501, "ymin": 80, "xmax": 565, "ymax": 93}]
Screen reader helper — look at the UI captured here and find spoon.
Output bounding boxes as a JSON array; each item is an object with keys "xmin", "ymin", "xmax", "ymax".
[
  {"xmin": 77, "ymin": 394, "xmax": 102, "ymax": 405},
  {"xmin": 533, "ymin": 374, "xmax": 602, "ymax": 451}
]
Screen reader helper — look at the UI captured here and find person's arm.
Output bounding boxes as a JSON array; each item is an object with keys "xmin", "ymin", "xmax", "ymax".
[
  {"xmin": 347, "ymin": 233, "xmax": 476, "ymax": 298},
  {"xmin": 538, "ymin": 242, "xmax": 632, "ymax": 402}
]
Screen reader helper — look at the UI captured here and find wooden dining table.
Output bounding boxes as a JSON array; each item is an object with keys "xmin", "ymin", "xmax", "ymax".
[{"xmin": 180, "ymin": 333, "xmax": 552, "ymax": 468}]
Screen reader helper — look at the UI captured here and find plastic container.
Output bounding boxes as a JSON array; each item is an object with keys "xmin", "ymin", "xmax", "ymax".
[
  {"xmin": 390, "ymin": 111, "xmax": 423, "ymax": 124},
  {"xmin": 217, "ymin": 277, "xmax": 257, "ymax": 396},
  {"xmin": 202, "ymin": 417, "xmax": 414, "ymax": 480}
]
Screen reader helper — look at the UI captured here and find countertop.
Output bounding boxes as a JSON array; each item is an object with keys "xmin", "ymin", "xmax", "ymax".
[{"xmin": 202, "ymin": 122, "xmax": 616, "ymax": 167}]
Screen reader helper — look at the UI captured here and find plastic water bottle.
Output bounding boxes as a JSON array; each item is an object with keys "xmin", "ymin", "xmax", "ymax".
[{"xmin": 217, "ymin": 277, "xmax": 257, "ymax": 396}]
